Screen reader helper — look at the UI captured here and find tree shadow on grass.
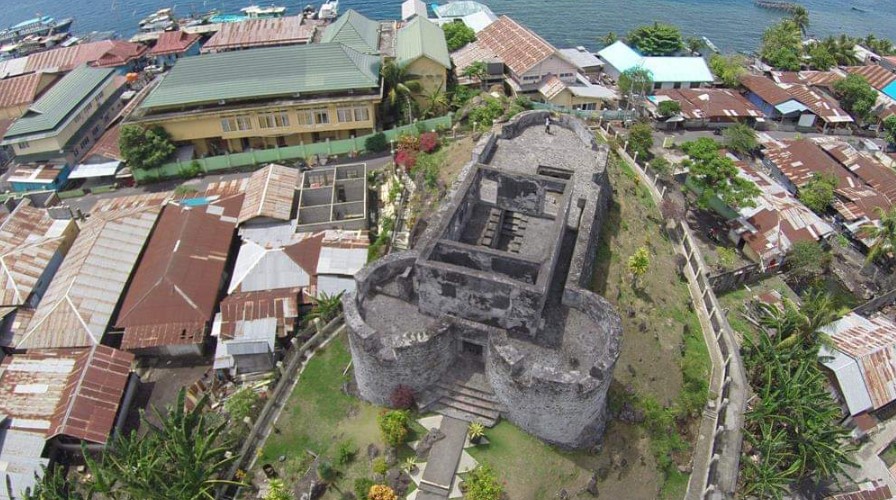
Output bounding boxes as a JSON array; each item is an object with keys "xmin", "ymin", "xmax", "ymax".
[{"xmin": 592, "ymin": 197, "xmax": 622, "ymax": 297}]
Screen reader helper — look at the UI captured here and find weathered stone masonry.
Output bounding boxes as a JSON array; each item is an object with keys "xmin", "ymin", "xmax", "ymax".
[{"xmin": 345, "ymin": 111, "xmax": 622, "ymax": 448}]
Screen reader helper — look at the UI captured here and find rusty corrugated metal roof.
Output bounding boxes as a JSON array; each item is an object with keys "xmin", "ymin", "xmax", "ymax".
[
  {"xmin": 201, "ymin": 16, "xmax": 314, "ymax": 53},
  {"xmin": 116, "ymin": 203, "xmax": 236, "ymax": 350},
  {"xmin": 827, "ymin": 313, "xmax": 896, "ymax": 411},
  {"xmin": 655, "ymin": 88, "xmax": 763, "ymax": 120},
  {"xmin": 238, "ymin": 164, "xmax": 298, "ymax": 225},
  {"xmin": 845, "ymin": 65, "xmax": 896, "ymax": 91},
  {"xmin": 0, "ymin": 346, "xmax": 133, "ymax": 444},
  {"xmin": 16, "ymin": 194, "xmax": 168, "ymax": 350},
  {"xmin": 217, "ymin": 288, "xmax": 304, "ymax": 340}
]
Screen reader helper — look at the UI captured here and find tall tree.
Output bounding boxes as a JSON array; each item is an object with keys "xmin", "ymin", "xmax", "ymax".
[
  {"xmin": 119, "ymin": 124, "xmax": 176, "ymax": 171},
  {"xmin": 685, "ymin": 36, "xmax": 705, "ymax": 55},
  {"xmin": 442, "ymin": 22, "xmax": 476, "ymax": 52},
  {"xmin": 618, "ymin": 66, "xmax": 654, "ymax": 114},
  {"xmin": 833, "ymin": 73, "xmax": 878, "ymax": 122},
  {"xmin": 760, "ymin": 20, "xmax": 803, "ymax": 70},
  {"xmin": 789, "ymin": 5, "xmax": 810, "ymax": 35},
  {"xmin": 785, "ymin": 241, "xmax": 831, "ymax": 286},
  {"xmin": 381, "ymin": 61, "xmax": 422, "ymax": 124},
  {"xmin": 708, "ymin": 54, "xmax": 746, "ymax": 88},
  {"xmin": 863, "ymin": 207, "xmax": 896, "ymax": 263},
  {"xmin": 820, "ymin": 35, "xmax": 861, "ymax": 66},
  {"xmin": 807, "ymin": 43, "xmax": 836, "ymax": 70},
  {"xmin": 626, "ymin": 122, "xmax": 655, "ymax": 159},
  {"xmin": 882, "ymin": 115, "xmax": 896, "ymax": 146},
  {"xmin": 627, "ymin": 22, "xmax": 684, "ymax": 56},
  {"xmin": 722, "ymin": 123, "xmax": 758, "ymax": 157},
  {"xmin": 681, "ymin": 137, "xmax": 759, "ymax": 209},
  {"xmin": 798, "ymin": 173, "xmax": 837, "ymax": 213},
  {"xmin": 601, "ymin": 31, "xmax": 618, "ymax": 47}
]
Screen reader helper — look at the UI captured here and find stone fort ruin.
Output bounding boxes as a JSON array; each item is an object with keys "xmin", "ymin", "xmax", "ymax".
[{"xmin": 344, "ymin": 111, "xmax": 622, "ymax": 448}]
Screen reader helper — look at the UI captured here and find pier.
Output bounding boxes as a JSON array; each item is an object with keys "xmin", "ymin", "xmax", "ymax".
[{"xmin": 753, "ymin": 0, "xmax": 803, "ymax": 13}]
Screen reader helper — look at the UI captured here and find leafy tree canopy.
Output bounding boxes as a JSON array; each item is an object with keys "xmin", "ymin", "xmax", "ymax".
[
  {"xmin": 627, "ymin": 122, "xmax": 655, "ymax": 159},
  {"xmin": 808, "ymin": 43, "xmax": 837, "ymax": 70},
  {"xmin": 627, "ymin": 22, "xmax": 684, "ymax": 56},
  {"xmin": 883, "ymin": 115, "xmax": 896, "ymax": 146},
  {"xmin": 119, "ymin": 124, "xmax": 175, "ymax": 171},
  {"xmin": 760, "ymin": 20, "xmax": 803, "ymax": 70},
  {"xmin": 723, "ymin": 123, "xmax": 758, "ymax": 156},
  {"xmin": 833, "ymin": 73, "xmax": 878, "ymax": 122},
  {"xmin": 657, "ymin": 100, "xmax": 681, "ymax": 118},
  {"xmin": 442, "ymin": 21, "xmax": 476, "ymax": 52},
  {"xmin": 618, "ymin": 67, "xmax": 654, "ymax": 99},
  {"xmin": 708, "ymin": 54, "xmax": 746, "ymax": 88},
  {"xmin": 798, "ymin": 173, "xmax": 837, "ymax": 213},
  {"xmin": 681, "ymin": 137, "xmax": 760, "ymax": 209}
]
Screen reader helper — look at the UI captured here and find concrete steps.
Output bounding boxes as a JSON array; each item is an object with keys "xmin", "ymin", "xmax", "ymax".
[{"xmin": 420, "ymin": 375, "xmax": 502, "ymax": 427}]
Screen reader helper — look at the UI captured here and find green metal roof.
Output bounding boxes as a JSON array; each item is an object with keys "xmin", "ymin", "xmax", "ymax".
[
  {"xmin": 4, "ymin": 65, "xmax": 113, "ymax": 140},
  {"xmin": 395, "ymin": 16, "xmax": 451, "ymax": 69},
  {"xmin": 320, "ymin": 9, "xmax": 380, "ymax": 55},
  {"xmin": 140, "ymin": 43, "xmax": 381, "ymax": 110}
]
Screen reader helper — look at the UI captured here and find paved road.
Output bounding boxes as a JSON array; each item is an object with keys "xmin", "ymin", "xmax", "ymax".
[
  {"xmin": 652, "ymin": 128, "xmax": 888, "ymax": 149},
  {"xmin": 62, "ymin": 153, "xmax": 393, "ymax": 214}
]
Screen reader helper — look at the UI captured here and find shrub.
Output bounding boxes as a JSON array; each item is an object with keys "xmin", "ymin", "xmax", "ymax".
[
  {"xmin": 354, "ymin": 478, "xmax": 376, "ymax": 500},
  {"xmin": 443, "ymin": 21, "xmax": 476, "ymax": 52},
  {"xmin": 377, "ymin": 410, "xmax": 410, "ymax": 447},
  {"xmin": 419, "ymin": 132, "xmax": 439, "ymax": 153},
  {"xmin": 657, "ymin": 100, "xmax": 681, "ymax": 118},
  {"xmin": 371, "ymin": 457, "xmax": 389, "ymax": 475},
  {"xmin": 265, "ymin": 479, "xmax": 292, "ymax": 500},
  {"xmin": 336, "ymin": 439, "xmax": 358, "ymax": 465},
  {"xmin": 390, "ymin": 385, "xmax": 416, "ymax": 410},
  {"xmin": 365, "ymin": 133, "xmax": 388, "ymax": 153},
  {"xmin": 368, "ymin": 484, "xmax": 398, "ymax": 500},
  {"xmin": 224, "ymin": 388, "xmax": 261, "ymax": 423},
  {"xmin": 463, "ymin": 465, "xmax": 503, "ymax": 500},
  {"xmin": 394, "ymin": 150, "xmax": 417, "ymax": 171},
  {"xmin": 397, "ymin": 134, "xmax": 419, "ymax": 152},
  {"xmin": 468, "ymin": 98, "xmax": 504, "ymax": 129}
]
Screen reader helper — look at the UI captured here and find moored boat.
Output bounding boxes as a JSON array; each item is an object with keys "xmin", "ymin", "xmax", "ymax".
[
  {"xmin": 240, "ymin": 5, "xmax": 287, "ymax": 19},
  {"xmin": 0, "ymin": 16, "xmax": 73, "ymax": 45}
]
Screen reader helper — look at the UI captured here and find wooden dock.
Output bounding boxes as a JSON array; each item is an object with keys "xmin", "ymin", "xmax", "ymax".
[{"xmin": 753, "ymin": 0, "xmax": 802, "ymax": 13}]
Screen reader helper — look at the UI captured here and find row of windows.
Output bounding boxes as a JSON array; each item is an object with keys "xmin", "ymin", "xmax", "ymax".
[{"xmin": 220, "ymin": 106, "xmax": 370, "ymax": 134}]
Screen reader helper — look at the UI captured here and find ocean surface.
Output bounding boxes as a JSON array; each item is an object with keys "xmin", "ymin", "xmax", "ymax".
[{"xmin": 2, "ymin": 0, "xmax": 896, "ymax": 54}]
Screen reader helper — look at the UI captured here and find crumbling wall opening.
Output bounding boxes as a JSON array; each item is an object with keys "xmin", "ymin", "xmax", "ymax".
[{"xmin": 429, "ymin": 242, "xmax": 540, "ymax": 284}]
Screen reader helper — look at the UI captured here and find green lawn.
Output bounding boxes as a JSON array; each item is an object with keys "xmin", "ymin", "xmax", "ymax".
[{"xmin": 259, "ymin": 335, "xmax": 389, "ymax": 494}]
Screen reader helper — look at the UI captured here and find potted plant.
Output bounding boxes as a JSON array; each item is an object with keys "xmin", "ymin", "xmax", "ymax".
[
  {"xmin": 401, "ymin": 457, "xmax": 418, "ymax": 474},
  {"xmin": 468, "ymin": 422, "xmax": 485, "ymax": 444}
]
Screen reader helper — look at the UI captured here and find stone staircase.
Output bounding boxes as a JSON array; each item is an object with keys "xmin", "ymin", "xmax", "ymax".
[{"xmin": 419, "ymin": 370, "xmax": 503, "ymax": 427}]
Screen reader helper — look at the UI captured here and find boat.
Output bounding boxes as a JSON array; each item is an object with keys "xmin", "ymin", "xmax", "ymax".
[
  {"xmin": 318, "ymin": 0, "xmax": 339, "ymax": 20},
  {"xmin": 139, "ymin": 8, "xmax": 174, "ymax": 27},
  {"xmin": 702, "ymin": 36, "xmax": 720, "ymax": 54},
  {"xmin": 0, "ymin": 16, "xmax": 73, "ymax": 45},
  {"xmin": 240, "ymin": 5, "xmax": 287, "ymax": 19}
]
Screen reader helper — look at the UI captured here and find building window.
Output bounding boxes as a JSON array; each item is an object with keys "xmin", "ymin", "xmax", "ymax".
[
  {"xmin": 235, "ymin": 115, "xmax": 253, "ymax": 131},
  {"xmin": 298, "ymin": 109, "xmax": 314, "ymax": 126},
  {"xmin": 337, "ymin": 106, "xmax": 354, "ymax": 123},
  {"xmin": 673, "ymin": 82, "xmax": 682, "ymax": 89},
  {"xmin": 654, "ymin": 82, "xmax": 662, "ymax": 90},
  {"xmin": 313, "ymin": 109, "xmax": 330, "ymax": 125},
  {"xmin": 258, "ymin": 111, "xmax": 289, "ymax": 129},
  {"xmin": 353, "ymin": 106, "xmax": 369, "ymax": 122},
  {"xmin": 17, "ymin": 140, "xmax": 29, "ymax": 150},
  {"xmin": 221, "ymin": 117, "xmax": 236, "ymax": 132},
  {"xmin": 559, "ymin": 72, "xmax": 575, "ymax": 79}
]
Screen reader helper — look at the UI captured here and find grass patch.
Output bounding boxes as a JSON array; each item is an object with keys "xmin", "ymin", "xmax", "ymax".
[{"xmin": 259, "ymin": 335, "xmax": 387, "ymax": 493}]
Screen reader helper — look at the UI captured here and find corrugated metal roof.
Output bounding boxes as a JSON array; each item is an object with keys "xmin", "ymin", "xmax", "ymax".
[
  {"xmin": 115, "ymin": 204, "xmax": 236, "ymax": 350},
  {"xmin": 401, "ymin": 0, "xmax": 427, "ymax": 21},
  {"xmin": 824, "ymin": 313, "xmax": 896, "ymax": 412},
  {"xmin": 0, "ymin": 346, "xmax": 133, "ymax": 444},
  {"xmin": 476, "ymin": 16, "xmax": 555, "ymax": 76},
  {"xmin": 740, "ymin": 74, "xmax": 794, "ymax": 106},
  {"xmin": 558, "ymin": 47, "xmax": 603, "ymax": 71},
  {"xmin": 3, "ymin": 65, "xmax": 114, "ymax": 140},
  {"xmin": 0, "ymin": 199, "xmax": 77, "ymax": 340},
  {"xmin": 17, "ymin": 194, "xmax": 168, "ymax": 350},
  {"xmin": 317, "ymin": 275, "xmax": 357, "ymax": 296},
  {"xmin": 845, "ymin": 65, "xmax": 896, "ymax": 91},
  {"xmin": 150, "ymin": 30, "xmax": 201, "ymax": 56},
  {"xmin": 320, "ymin": 9, "xmax": 381, "ymax": 55},
  {"xmin": 238, "ymin": 164, "xmax": 298, "ymax": 225},
  {"xmin": 0, "ymin": 429, "xmax": 48, "ymax": 500},
  {"xmin": 538, "ymin": 75, "xmax": 567, "ymax": 100},
  {"xmin": 655, "ymin": 88, "xmax": 763, "ymax": 120},
  {"xmin": 395, "ymin": 16, "xmax": 451, "ymax": 69},
  {"xmin": 0, "ymin": 73, "xmax": 55, "ymax": 110},
  {"xmin": 22, "ymin": 40, "xmax": 146, "ymax": 73},
  {"xmin": 201, "ymin": 16, "xmax": 314, "ymax": 53},
  {"xmin": 229, "ymin": 231, "xmax": 323, "ymax": 293},
  {"xmin": 140, "ymin": 43, "xmax": 381, "ymax": 110},
  {"xmin": 317, "ymin": 246, "xmax": 367, "ymax": 275},
  {"xmin": 217, "ymin": 288, "xmax": 303, "ymax": 340},
  {"xmin": 598, "ymin": 41, "xmax": 712, "ymax": 83}
]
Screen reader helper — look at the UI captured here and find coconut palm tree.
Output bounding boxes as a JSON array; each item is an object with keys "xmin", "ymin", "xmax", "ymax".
[
  {"xmin": 789, "ymin": 6, "xmax": 810, "ymax": 36},
  {"xmin": 421, "ymin": 83, "xmax": 450, "ymax": 118},
  {"xmin": 462, "ymin": 61, "xmax": 488, "ymax": 91},
  {"xmin": 862, "ymin": 207, "xmax": 896, "ymax": 263},
  {"xmin": 381, "ymin": 61, "xmax": 422, "ymax": 124},
  {"xmin": 685, "ymin": 36, "xmax": 705, "ymax": 56},
  {"xmin": 754, "ymin": 292, "xmax": 836, "ymax": 350},
  {"xmin": 308, "ymin": 291, "xmax": 344, "ymax": 324},
  {"xmin": 602, "ymin": 31, "xmax": 618, "ymax": 47},
  {"xmin": 821, "ymin": 35, "xmax": 861, "ymax": 66}
]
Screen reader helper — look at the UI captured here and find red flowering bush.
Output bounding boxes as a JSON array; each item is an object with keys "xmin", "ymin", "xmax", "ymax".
[
  {"xmin": 419, "ymin": 132, "xmax": 439, "ymax": 153},
  {"xmin": 395, "ymin": 150, "xmax": 417, "ymax": 171}
]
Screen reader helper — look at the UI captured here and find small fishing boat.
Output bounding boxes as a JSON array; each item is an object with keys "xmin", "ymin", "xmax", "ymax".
[
  {"xmin": 0, "ymin": 16, "xmax": 73, "ymax": 45},
  {"xmin": 318, "ymin": 0, "xmax": 339, "ymax": 20},
  {"xmin": 702, "ymin": 36, "xmax": 720, "ymax": 54},
  {"xmin": 240, "ymin": 5, "xmax": 287, "ymax": 19}
]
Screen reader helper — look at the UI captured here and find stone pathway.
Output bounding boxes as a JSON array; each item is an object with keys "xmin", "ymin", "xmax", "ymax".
[{"xmin": 407, "ymin": 415, "xmax": 480, "ymax": 500}]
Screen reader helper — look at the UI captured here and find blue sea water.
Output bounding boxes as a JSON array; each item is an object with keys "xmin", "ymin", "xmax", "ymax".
[{"xmin": 1, "ymin": 0, "xmax": 895, "ymax": 53}]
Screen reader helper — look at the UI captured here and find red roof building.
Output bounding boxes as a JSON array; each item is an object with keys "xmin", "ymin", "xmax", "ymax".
[
  {"xmin": 115, "ymin": 203, "xmax": 236, "ymax": 357},
  {"xmin": 22, "ymin": 40, "xmax": 147, "ymax": 73},
  {"xmin": 0, "ymin": 346, "xmax": 135, "ymax": 444},
  {"xmin": 0, "ymin": 72, "xmax": 60, "ymax": 121},
  {"xmin": 654, "ymin": 88, "xmax": 763, "ymax": 123},
  {"xmin": 201, "ymin": 16, "xmax": 315, "ymax": 53},
  {"xmin": 149, "ymin": 30, "xmax": 201, "ymax": 57}
]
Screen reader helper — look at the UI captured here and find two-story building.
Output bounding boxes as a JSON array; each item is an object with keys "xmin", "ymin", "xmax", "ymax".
[
  {"xmin": 395, "ymin": 16, "xmax": 451, "ymax": 104},
  {"xmin": 598, "ymin": 41, "xmax": 713, "ymax": 90},
  {"xmin": 129, "ymin": 43, "xmax": 382, "ymax": 157},
  {"xmin": 0, "ymin": 65, "xmax": 126, "ymax": 165},
  {"xmin": 149, "ymin": 30, "xmax": 202, "ymax": 68}
]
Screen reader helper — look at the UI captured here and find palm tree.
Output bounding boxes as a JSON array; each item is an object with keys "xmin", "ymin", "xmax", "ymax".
[
  {"xmin": 24, "ymin": 466, "xmax": 83, "ymax": 500},
  {"xmin": 462, "ymin": 61, "xmax": 488, "ymax": 91},
  {"xmin": 602, "ymin": 31, "xmax": 618, "ymax": 47},
  {"xmin": 821, "ymin": 35, "xmax": 860, "ymax": 66},
  {"xmin": 754, "ymin": 292, "xmax": 836, "ymax": 350},
  {"xmin": 308, "ymin": 291, "xmax": 344, "ymax": 324},
  {"xmin": 863, "ymin": 207, "xmax": 896, "ymax": 263},
  {"xmin": 421, "ymin": 83, "xmax": 450, "ymax": 118},
  {"xmin": 84, "ymin": 389, "xmax": 240, "ymax": 500},
  {"xmin": 381, "ymin": 61, "xmax": 422, "ymax": 124},
  {"xmin": 627, "ymin": 246, "xmax": 650, "ymax": 289},
  {"xmin": 789, "ymin": 5, "xmax": 810, "ymax": 36}
]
